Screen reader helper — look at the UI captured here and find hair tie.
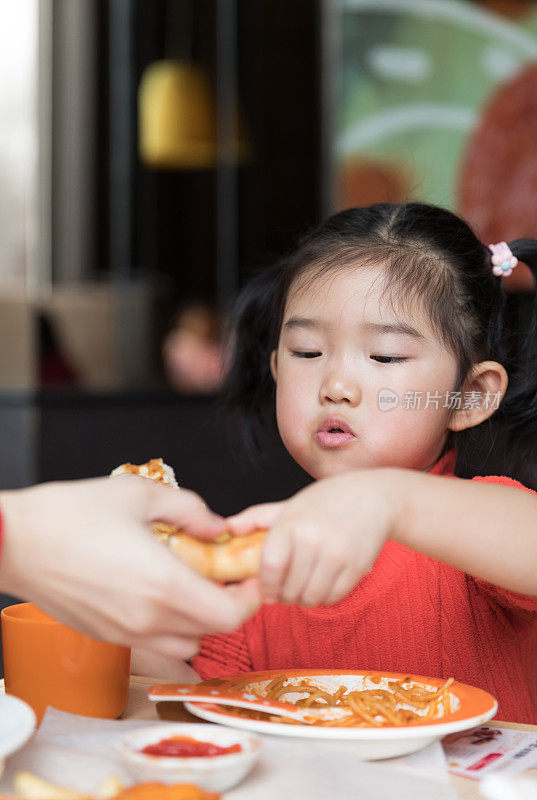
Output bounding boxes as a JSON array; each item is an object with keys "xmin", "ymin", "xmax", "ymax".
[{"xmin": 489, "ymin": 241, "xmax": 518, "ymax": 277}]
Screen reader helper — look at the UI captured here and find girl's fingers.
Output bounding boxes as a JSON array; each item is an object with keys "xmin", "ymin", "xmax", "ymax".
[
  {"xmin": 324, "ymin": 568, "xmax": 358, "ymax": 606},
  {"xmin": 299, "ymin": 561, "xmax": 346, "ymax": 608},
  {"xmin": 279, "ymin": 546, "xmax": 317, "ymax": 605},
  {"xmin": 226, "ymin": 502, "xmax": 285, "ymax": 536},
  {"xmin": 259, "ymin": 525, "xmax": 293, "ymax": 602},
  {"xmin": 179, "ymin": 510, "xmax": 228, "ymax": 539}
]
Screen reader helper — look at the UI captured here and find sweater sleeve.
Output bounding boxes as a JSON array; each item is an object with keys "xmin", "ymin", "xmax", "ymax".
[
  {"xmin": 470, "ymin": 474, "xmax": 537, "ymax": 612},
  {"xmin": 190, "ymin": 628, "xmax": 254, "ymax": 680}
]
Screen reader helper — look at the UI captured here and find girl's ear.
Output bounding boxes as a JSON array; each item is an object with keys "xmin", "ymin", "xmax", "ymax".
[
  {"xmin": 448, "ymin": 361, "xmax": 508, "ymax": 432},
  {"xmin": 270, "ymin": 350, "xmax": 278, "ymax": 382}
]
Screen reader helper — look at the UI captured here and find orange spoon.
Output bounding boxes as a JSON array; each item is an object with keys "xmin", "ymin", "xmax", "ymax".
[{"xmin": 148, "ymin": 683, "xmax": 341, "ymax": 723}]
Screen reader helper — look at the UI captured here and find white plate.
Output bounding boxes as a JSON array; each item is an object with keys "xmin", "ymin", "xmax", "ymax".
[
  {"xmin": 0, "ymin": 694, "xmax": 36, "ymax": 776},
  {"xmin": 170, "ymin": 669, "xmax": 499, "ymax": 760}
]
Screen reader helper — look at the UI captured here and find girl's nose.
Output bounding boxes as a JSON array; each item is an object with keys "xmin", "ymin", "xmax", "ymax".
[{"xmin": 320, "ymin": 371, "xmax": 362, "ymax": 406}]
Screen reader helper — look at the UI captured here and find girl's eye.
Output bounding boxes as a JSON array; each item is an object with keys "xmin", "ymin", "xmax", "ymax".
[
  {"xmin": 370, "ymin": 355, "xmax": 407, "ymax": 364},
  {"xmin": 292, "ymin": 351, "xmax": 322, "ymax": 359}
]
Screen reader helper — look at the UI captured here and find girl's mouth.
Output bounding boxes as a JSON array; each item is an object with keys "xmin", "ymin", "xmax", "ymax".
[{"xmin": 316, "ymin": 418, "xmax": 357, "ymax": 448}]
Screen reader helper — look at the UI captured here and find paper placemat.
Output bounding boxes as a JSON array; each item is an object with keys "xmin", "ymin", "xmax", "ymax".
[{"xmin": 0, "ymin": 707, "xmax": 456, "ymax": 800}]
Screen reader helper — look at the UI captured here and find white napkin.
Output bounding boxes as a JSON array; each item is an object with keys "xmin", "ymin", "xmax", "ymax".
[
  {"xmin": 0, "ymin": 707, "xmax": 456, "ymax": 800},
  {"xmin": 480, "ymin": 773, "xmax": 537, "ymax": 800}
]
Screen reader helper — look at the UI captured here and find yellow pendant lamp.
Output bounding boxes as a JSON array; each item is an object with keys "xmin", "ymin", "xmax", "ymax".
[
  {"xmin": 138, "ymin": 59, "xmax": 217, "ymax": 169},
  {"xmin": 138, "ymin": 0, "xmax": 216, "ymax": 169},
  {"xmin": 138, "ymin": 1, "xmax": 250, "ymax": 170}
]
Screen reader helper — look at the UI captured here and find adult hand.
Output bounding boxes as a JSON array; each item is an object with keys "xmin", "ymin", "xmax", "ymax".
[
  {"xmin": 226, "ymin": 501, "xmax": 286, "ymax": 536},
  {"xmin": 0, "ymin": 477, "xmax": 262, "ymax": 659}
]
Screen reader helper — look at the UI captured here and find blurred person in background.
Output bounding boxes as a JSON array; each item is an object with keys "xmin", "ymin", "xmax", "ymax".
[{"xmin": 162, "ymin": 302, "xmax": 227, "ymax": 394}]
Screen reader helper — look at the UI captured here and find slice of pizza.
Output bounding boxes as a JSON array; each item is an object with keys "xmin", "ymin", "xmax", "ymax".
[{"xmin": 111, "ymin": 459, "xmax": 265, "ymax": 582}]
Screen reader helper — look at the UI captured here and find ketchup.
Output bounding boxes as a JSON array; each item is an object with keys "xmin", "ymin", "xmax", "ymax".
[{"xmin": 141, "ymin": 735, "xmax": 242, "ymax": 758}]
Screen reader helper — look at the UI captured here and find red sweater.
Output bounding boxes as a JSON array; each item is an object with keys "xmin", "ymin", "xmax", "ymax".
[{"xmin": 192, "ymin": 452, "xmax": 537, "ymax": 723}]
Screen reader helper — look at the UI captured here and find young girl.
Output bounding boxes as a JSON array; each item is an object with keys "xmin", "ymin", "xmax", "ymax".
[{"xmin": 188, "ymin": 203, "xmax": 537, "ymax": 724}]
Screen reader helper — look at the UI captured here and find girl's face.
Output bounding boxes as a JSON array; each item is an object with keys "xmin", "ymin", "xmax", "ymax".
[{"xmin": 271, "ymin": 266, "xmax": 460, "ymax": 479}]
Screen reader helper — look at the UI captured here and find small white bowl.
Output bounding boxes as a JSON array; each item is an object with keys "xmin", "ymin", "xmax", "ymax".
[{"xmin": 116, "ymin": 723, "xmax": 262, "ymax": 792}]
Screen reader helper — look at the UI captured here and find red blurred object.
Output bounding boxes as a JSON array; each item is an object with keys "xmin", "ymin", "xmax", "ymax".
[
  {"xmin": 474, "ymin": 1, "xmax": 535, "ymax": 20},
  {"xmin": 337, "ymin": 158, "xmax": 411, "ymax": 210},
  {"xmin": 459, "ymin": 62, "xmax": 537, "ymax": 292},
  {"xmin": 466, "ymin": 752, "xmax": 503, "ymax": 771},
  {"xmin": 39, "ymin": 313, "xmax": 77, "ymax": 387}
]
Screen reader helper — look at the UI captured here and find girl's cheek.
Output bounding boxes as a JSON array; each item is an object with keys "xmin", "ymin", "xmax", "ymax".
[
  {"xmin": 374, "ymin": 406, "xmax": 450, "ymax": 456},
  {"xmin": 275, "ymin": 392, "xmax": 307, "ymax": 445}
]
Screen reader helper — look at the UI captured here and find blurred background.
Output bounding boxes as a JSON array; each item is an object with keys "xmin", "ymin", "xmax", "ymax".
[{"xmin": 1, "ymin": 0, "xmax": 537, "ymax": 512}]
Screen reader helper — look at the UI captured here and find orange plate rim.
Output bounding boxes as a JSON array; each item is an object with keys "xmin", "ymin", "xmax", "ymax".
[{"xmin": 150, "ymin": 668, "xmax": 496, "ymax": 729}]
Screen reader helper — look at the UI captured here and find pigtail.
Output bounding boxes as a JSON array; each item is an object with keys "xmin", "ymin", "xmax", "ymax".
[
  {"xmin": 495, "ymin": 239, "xmax": 537, "ymax": 458},
  {"xmin": 221, "ymin": 260, "xmax": 284, "ymax": 459}
]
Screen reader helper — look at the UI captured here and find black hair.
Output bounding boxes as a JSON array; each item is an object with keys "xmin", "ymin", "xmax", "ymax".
[{"xmin": 223, "ymin": 203, "xmax": 537, "ymax": 472}]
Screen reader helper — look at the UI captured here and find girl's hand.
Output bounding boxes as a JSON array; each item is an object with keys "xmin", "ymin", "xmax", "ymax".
[{"xmin": 256, "ymin": 469, "xmax": 402, "ymax": 607}]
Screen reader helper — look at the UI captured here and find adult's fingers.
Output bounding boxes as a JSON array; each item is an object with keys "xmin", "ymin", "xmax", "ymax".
[
  {"xmin": 224, "ymin": 577, "xmax": 263, "ymax": 619},
  {"xmin": 159, "ymin": 559, "xmax": 262, "ymax": 634},
  {"xmin": 226, "ymin": 502, "xmax": 284, "ymax": 536},
  {"xmin": 33, "ymin": 550, "xmax": 254, "ymax": 644},
  {"xmin": 146, "ymin": 483, "xmax": 228, "ymax": 540},
  {"xmin": 134, "ymin": 633, "xmax": 202, "ymax": 661},
  {"xmin": 22, "ymin": 594, "xmax": 126, "ymax": 647}
]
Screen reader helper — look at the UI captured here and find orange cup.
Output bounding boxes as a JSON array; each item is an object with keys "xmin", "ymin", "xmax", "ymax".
[{"xmin": 1, "ymin": 602, "xmax": 131, "ymax": 723}]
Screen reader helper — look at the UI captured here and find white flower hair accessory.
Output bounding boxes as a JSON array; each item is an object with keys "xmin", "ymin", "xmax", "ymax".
[{"xmin": 489, "ymin": 241, "xmax": 518, "ymax": 278}]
